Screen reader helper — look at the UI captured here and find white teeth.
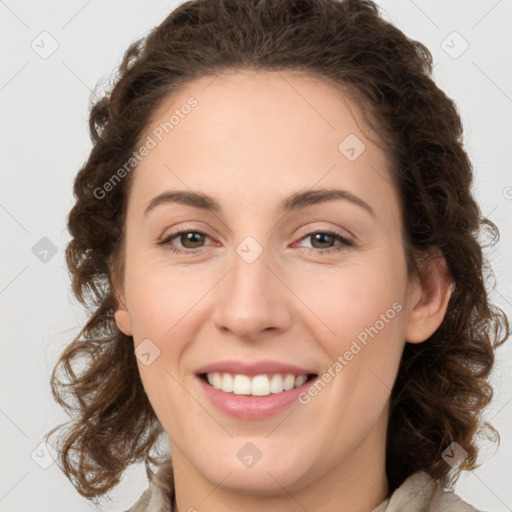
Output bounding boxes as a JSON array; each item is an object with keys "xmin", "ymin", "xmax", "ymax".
[
  {"xmin": 251, "ymin": 375, "xmax": 270, "ymax": 396},
  {"xmin": 270, "ymin": 374, "xmax": 284, "ymax": 393},
  {"xmin": 283, "ymin": 374, "xmax": 295, "ymax": 391},
  {"xmin": 211, "ymin": 372, "xmax": 222, "ymax": 389},
  {"xmin": 221, "ymin": 373, "xmax": 233, "ymax": 392},
  {"xmin": 233, "ymin": 374, "xmax": 251, "ymax": 395},
  {"xmin": 295, "ymin": 374, "xmax": 307, "ymax": 387},
  {"xmin": 205, "ymin": 372, "xmax": 310, "ymax": 396}
]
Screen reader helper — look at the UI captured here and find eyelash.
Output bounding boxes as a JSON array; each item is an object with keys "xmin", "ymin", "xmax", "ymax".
[{"xmin": 158, "ymin": 228, "xmax": 353, "ymax": 255}]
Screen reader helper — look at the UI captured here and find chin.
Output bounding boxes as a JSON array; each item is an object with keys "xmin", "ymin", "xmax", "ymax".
[{"xmin": 192, "ymin": 444, "xmax": 315, "ymax": 495}]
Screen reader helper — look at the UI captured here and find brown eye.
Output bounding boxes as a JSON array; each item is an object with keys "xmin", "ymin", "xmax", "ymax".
[
  {"xmin": 296, "ymin": 230, "xmax": 353, "ymax": 255},
  {"xmin": 159, "ymin": 229, "xmax": 212, "ymax": 254},
  {"xmin": 177, "ymin": 231, "xmax": 206, "ymax": 249},
  {"xmin": 309, "ymin": 232, "xmax": 336, "ymax": 249}
]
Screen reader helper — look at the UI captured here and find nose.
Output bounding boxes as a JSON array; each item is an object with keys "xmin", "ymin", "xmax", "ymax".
[{"xmin": 212, "ymin": 242, "xmax": 293, "ymax": 341}]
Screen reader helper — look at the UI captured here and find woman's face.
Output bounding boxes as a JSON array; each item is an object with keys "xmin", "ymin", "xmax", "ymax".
[{"xmin": 114, "ymin": 70, "xmax": 449, "ymax": 501}]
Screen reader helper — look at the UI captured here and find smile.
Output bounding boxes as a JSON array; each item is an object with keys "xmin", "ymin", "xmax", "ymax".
[{"xmin": 201, "ymin": 372, "xmax": 316, "ymax": 396}]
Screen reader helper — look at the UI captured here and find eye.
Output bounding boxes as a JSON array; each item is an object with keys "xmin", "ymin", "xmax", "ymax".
[
  {"xmin": 295, "ymin": 230, "xmax": 353, "ymax": 254},
  {"xmin": 158, "ymin": 229, "xmax": 213, "ymax": 254},
  {"xmin": 157, "ymin": 228, "xmax": 353, "ymax": 255}
]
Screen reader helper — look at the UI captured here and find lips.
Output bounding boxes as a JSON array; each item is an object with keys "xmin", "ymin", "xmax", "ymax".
[
  {"xmin": 195, "ymin": 359, "xmax": 317, "ymax": 377},
  {"xmin": 195, "ymin": 359, "xmax": 317, "ymax": 396},
  {"xmin": 194, "ymin": 359, "xmax": 319, "ymax": 419}
]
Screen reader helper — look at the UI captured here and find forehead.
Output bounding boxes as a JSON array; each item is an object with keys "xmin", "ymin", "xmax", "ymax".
[
  {"xmin": 144, "ymin": 68, "xmax": 375, "ymax": 154},
  {"xmin": 128, "ymin": 69, "xmax": 398, "ymax": 224}
]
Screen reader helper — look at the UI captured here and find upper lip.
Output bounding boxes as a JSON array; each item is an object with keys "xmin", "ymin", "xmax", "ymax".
[{"xmin": 195, "ymin": 359, "xmax": 317, "ymax": 377}]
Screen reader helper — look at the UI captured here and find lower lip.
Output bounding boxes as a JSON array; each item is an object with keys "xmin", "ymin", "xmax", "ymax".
[{"xmin": 196, "ymin": 375, "xmax": 315, "ymax": 420}]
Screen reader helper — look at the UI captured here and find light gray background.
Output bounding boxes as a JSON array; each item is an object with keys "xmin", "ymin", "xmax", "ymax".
[{"xmin": 1, "ymin": 1, "xmax": 511, "ymax": 511}]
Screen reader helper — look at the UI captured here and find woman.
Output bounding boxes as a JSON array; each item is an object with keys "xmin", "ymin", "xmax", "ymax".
[{"xmin": 46, "ymin": 0, "xmax": 510, "ymax": 511}]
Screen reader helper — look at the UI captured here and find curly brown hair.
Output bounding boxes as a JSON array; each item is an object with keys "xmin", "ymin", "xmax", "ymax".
[{"xmin": 45, "ymin": 0, "xmax": 510, "ymax": 503}]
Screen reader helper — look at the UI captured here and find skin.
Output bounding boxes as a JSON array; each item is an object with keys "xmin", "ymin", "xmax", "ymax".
[{"xmin": 113, "ymin": 69, "xmax": 452, "ymax": 512}]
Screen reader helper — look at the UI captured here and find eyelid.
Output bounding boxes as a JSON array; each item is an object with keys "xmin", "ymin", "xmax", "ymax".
[
  {"xmin": 293, "ymin": 222, "xmax": 354, "ymax": 243},
  {"xmin": 158, "ymin": 221, "xmax": 214, "ymax": 240}
]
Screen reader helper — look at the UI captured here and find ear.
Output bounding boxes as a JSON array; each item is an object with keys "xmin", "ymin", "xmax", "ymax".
[
  {"xmin": 114, "ymin": 295, "xmax": 133, "ymax": 337},
  {"xmin": 404, "ymin": 250, "xmax": 453, "ymax": 344},
  {"xmin": 110, "ymin": 259, "xmax": 133, "ymax": 337}
]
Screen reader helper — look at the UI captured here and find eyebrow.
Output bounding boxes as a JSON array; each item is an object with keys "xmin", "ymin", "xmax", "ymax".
[{"xmin": 143, "ymin": 188, "xmax": 375, "ymax": 217}]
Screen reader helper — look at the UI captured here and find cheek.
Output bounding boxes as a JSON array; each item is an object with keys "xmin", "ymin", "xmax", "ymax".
[
  {"xmin": 291, "ymin": 255, "xmax": 407, "ymax": 402},
  {"xmin": 292, "ymin": 259, "xmax": 404, "ymax": 341},
  {"xmin": 125, "ymin": 263, "xmax": 197, "ymax": 421},
  {"xmin": 124, "ymin": 254, "xmax": 204, "ymax": 339}
]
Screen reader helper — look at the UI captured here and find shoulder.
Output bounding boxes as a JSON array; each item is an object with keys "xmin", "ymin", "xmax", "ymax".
[
  {"xmin": 125, "ymin": 457, "xmax": 175, "ymax": 512},
  {"xmin": 372, "ymin": 471, "xmax": 485, "ymax": 512}
]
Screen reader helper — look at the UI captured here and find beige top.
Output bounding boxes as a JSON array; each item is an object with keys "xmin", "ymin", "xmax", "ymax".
[{"xmin": 126, "ymin": 457, "xmax": 482, "ymax": 512}]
